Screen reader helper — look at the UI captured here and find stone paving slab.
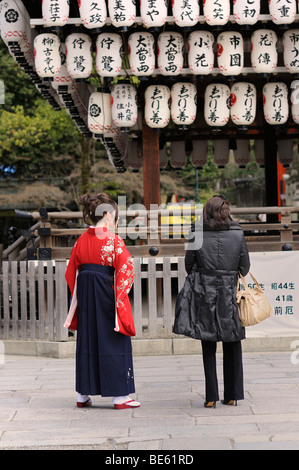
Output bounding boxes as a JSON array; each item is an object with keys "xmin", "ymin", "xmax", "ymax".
[{"xmin": 0, "ymin": 351, "xmax": 299, "ymax": 450}]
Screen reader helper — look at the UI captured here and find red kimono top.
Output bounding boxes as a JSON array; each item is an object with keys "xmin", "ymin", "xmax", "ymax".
[{"xmin": 65, "ymin": 226, "xmax": 136, "ymax": 337}]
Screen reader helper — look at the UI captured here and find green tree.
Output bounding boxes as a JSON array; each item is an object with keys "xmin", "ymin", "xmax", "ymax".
[
  {"xmin": 0, "ymin": 100, "xmax": 80, "ymax": 177},
  {"xmin": 0, "ymin": 40, "xmax": 39, "ymax": 112},
  {"xmin": 0, "ymin": 39, "xmax": 84, "ymax": 181}
]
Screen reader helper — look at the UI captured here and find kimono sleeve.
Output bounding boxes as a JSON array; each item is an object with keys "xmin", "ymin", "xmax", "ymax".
[
  {"xmin": 65, "ymin": 242, "xmax": 79, "ymax": 294},
  {"xmin": 64, "ymin": 242, "xmax": 79, "ymax": 330},
  {"xmin": 113, "ymin": 236, "xmax": 136, "ymax": 336}
]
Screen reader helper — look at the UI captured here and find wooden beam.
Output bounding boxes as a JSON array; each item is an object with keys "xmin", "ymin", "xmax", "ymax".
[{"xmin": 142, "ymin": 121, "xmax": 161, "ymax": 210}]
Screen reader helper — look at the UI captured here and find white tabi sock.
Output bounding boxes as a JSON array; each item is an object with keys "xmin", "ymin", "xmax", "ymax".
[
  {"xmin": 112, "ymin": 395, "xmax": 130, "ymax": 405},
  {"xmin": 77, "ymin": 393, "xmax": 91, "ymax": 403}
]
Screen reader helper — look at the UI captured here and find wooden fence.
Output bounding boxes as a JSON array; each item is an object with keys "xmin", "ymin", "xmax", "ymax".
[{"xmin": 0, "ymin": 258, "xmax": 186, "ymax": 342}]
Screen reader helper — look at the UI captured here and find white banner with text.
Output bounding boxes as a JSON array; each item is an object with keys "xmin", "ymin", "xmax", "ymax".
[{"xmin": 244, "ymin": 251, "xmax": 299, "ymax": 338}]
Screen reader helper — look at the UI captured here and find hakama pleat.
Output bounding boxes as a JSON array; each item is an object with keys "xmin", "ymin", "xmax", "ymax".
[{"xmin": 76, "ymin": 264, "xmax": 135, "ymax": 397}]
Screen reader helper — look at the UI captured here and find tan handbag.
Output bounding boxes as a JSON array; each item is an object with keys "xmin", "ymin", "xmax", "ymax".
[{"xmin": 236, "ymin": 272, "xmax": 273, "ymax": 327}]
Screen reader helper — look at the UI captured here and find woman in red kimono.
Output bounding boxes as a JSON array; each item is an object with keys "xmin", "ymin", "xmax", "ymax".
[{"xmin": 64, "ymin": 193, "xmax": 140, "ymax": 410}]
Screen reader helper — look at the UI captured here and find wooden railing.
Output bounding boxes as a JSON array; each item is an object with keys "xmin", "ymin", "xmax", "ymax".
[
  {"xmin": 2, "ymin": 206, "xmax": 299, "ymax": 262},
  {"xmin": 0, "ymin": 258, "xmax": 186, "ymax": 341}
]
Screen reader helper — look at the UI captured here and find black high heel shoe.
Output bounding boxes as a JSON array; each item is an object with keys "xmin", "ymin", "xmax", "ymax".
[
  {"xmin": 221, "ymin": 399, "xmax": 237, "ymax": 406},
  {"xmin": 204, "ymin": 401, "xmax": 216, "ymax": 408}
]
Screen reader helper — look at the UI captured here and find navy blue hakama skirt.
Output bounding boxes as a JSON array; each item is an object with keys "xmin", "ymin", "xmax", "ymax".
[{"xmin": 76, "ymin": 264, "xmax": 135, "ymax": 397}]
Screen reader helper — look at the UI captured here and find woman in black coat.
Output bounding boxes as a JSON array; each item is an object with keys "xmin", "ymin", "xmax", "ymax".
[{"xmin": 178, "ymin": 195, "xmax": 250, "ymax": 408}]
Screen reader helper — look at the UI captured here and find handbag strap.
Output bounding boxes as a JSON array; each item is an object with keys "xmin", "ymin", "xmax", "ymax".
[{"xmin": 238, "ymin": 271, "xmax": 263, "ymax": 292}]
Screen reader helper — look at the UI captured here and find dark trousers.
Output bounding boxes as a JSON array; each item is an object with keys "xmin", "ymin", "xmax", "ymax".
[{"xmin": 201, "ymin": 340, "xmax": 244, "ymax": 402}]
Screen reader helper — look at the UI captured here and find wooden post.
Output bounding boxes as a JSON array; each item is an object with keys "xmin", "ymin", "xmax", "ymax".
[
  {"xmin": 142, "ymin": 121, "xmax": 162, "ymax": 317},
  {"xmin": 142, "ymin": 121, "xmax": 161, "ymax": 209},
  {"xmin": 264, "ymin": 123, "xmax": 278, "ymax": 223}
]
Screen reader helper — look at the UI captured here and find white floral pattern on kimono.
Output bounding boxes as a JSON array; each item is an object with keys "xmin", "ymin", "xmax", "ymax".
[{"xmin": 100, "ymin": 235, "xmax": 134, "ymax": 311}]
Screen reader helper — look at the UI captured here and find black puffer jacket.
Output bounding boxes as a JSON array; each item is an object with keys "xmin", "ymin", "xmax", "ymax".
[{"xmin": 174, "ymin": 222, "xmax": 250, "ymax": 342}]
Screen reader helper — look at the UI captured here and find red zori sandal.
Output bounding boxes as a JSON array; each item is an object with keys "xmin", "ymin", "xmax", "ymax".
[
  {"xmin": 114, "ymin": 399, "xmax": 140, "ymax": 410},
  {"xmin": 77, "ymin": 399, "xmax": 92, "ymax": 408}
]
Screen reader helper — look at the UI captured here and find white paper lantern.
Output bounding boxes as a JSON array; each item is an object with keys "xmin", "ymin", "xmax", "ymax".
[
  {"xmin": 269, "ymin": 0, "xmax": 296, "ymax": 25},
  {"xmin": 290, "ymin": 80, "xmax": 299, "ymax": 124},
  {"xmin": 88, "ymin": 91, "xmax": 112, "ymax": 135},
  {"xmin": 140, "ymin": 0, "xmax": 168, "ymax": 28},
  {"xmin": 0, "ymin": 0, "xmax": 34, "ymax": 72},
  {"xmin": 157, "ymin": 32, "xmax": 184, "ymax": 76},
  {"xmin": 34, "ymin": 33, "xmax": 61, "ymax": 79},
  {"xmin": 171, "ymin": 82, "xmax": 197, "ymax": 126},
  {"xmin": 51, "ymin": 43, "xmax": 75, "ymax": 94},
  {"xmin": 233, "ymin": 0, "xmax": 260, "ymax": 25},
  {"xmin": 108, "ymin": 0, "xmax": 136, "ymax": 29},
  {"xmin": 172, "ymin": 0, "xmax": 200, "ymax": 28},
  {"xmin": 78, "ymin": 0, "xmax": 107, "ymax": 29},
  {"xmin": 263, "ymin": 82, "xmax": 288, "ymax": 125},
  {"xmin": 204, "ymin": 83, "xmax": 230, "ymax": 127},
  {"xmin": 188, "ymin": 31, "xmax": 214, "ymax": 75},
  {"xmin": 0, "ymin": 0, "xmax": 31, "ymax": 47},
  {"xmin": 283, "ymin": 30, "xmax": 299, "ymax": 74},
  {"xmin": 96, "ymin": 33, "xmax": 123, "ymax": 78},
  {"xmin": 203, "ymin": 0, "xmax": 230, "ymax": 26},
  {"xmin": 111, "ymin": 84, "xmax": 138, "ymax": 130},
  {"xmin": 128, "ymin": 32, "xmax": 155, "ymax": 77},
  {"xmin": 42, "ymin": 0, "xmax": 70, "ymax": 27},
  {"xmin": 230, "ymin": 82, "xmax": 256, "ymax": 127},
  {"xmin": 144, "ymin": 85, "xmax": 171, "ymax": 128},
  {"xmin": 217, "ymin": 31, "xmax": 243, "ymax": 76},
  {"xmin": 65, "ymin": 33, "xmax": 93, "ymax": 80},
  {"xmin": 251, "ymin": 29, "xmax": 277, "ymax": 73}
]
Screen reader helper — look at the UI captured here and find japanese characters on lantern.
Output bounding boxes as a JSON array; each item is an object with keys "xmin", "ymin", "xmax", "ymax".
[
  {"xmin": 172, "ymin": 0, "xmax": 200, "ymax": 28},
  {"xmin": 42, "ymin": 0, "xmax": 70, "ymax": 27},
  {"xmin": 78, "ymin": 0, "xmax": 107, "ymax": 29},
  {"xmin": 157, "ymin": 32, "xmax": 184, "ymax": 76},
  {"xmin": 290, "ymin": 80, "xmax": 299, "ymax": 124},
  {"xmin": 111, "ymin": 84, "xmax": 138, "ymax": 130},
  {"xmin": 144, "ymin": 85, "xmax": 171, "ymax": 128},
  {"xmin": 203, "ymin": 0, "xmax": 230, "ymax": 26},
  {"xmin": 251, "ymin": 29, "xmax": 278, "ymax": 74},
  {"xmin": 283, "ymin": 30, "xmax": 299, "ymax": 74},
  {"xmin": 230, "ymin": 82, "xmax": 256, "ymax": 127},
  {"xmin": 263, "ymin": 82, "xmax": 289, "ymax": 125},
  {"xmin": 108, "ymin": 0, "xmax": 136, "ymax": 29},
  {"xmin": 140, "ymin": 0, "xmax": 168, "ymax": 28},
  {"xmin": 65, "ymin": 33, "xmax": 93, "ymax": 80},
  {"xmin": 204, "ymin": 83, "xmax": 230, "ymax": 127},
  {"xmin": 96, "ymin": 33, "xmax": 123, "ymax": 78},
  {"xmin": 217, "ymin": 31, "xmax": 243, "ymax": 76},
  {"xmin": 269, "ymin": 0, "xmax": 296, "ymax": 25},
  {"xmin": 188, "ymin": 31, "xmax": 214, "ymax": 75},
  {"xmin": 88, "ymin": 91, "xmax": 112, "ymax": 135},
  {"xmin": 171, "ymin": 82, "xmax": 197, "ymax": 127},
  {"xmin": 233, "ymin": 0, "xmax": 260, "ymax": 25},
  {"xmin": 34, "ymin": 33, "xmax": 61, "ymax": 79},
  {"xmin": 128, "ymin": 32, "xmax": 155, "ymax": 77}
]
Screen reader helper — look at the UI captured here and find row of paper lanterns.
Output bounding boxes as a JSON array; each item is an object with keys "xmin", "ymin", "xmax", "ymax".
[
  {"xmin": 33, "ymin": 28, "xmax": 299, "ymax": 82},
  {"xmin": 87, "ymin": 81, "xmax": 299, "ymax": 134},
  {"xmin": 1, "ymin": 0, "xmax": 299, "ymax": 79},
  {"xmin": 42, "ymin": 0, "xmax": 298, "ymax": 29}
]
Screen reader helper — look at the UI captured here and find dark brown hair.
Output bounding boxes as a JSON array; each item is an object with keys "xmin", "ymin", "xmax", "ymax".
[
  {"xmin": 79, "ymin": 192, "xmax": 118, "ymax": 226},
  {"xmin": 202, "ymin": 195, "xmax": 232, "ymax": 230}
]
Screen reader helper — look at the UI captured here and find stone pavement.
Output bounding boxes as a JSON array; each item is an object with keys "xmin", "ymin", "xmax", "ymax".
[{"xmin": 1, "ymin": 350, "xmax": 299, "ymax": 451}]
